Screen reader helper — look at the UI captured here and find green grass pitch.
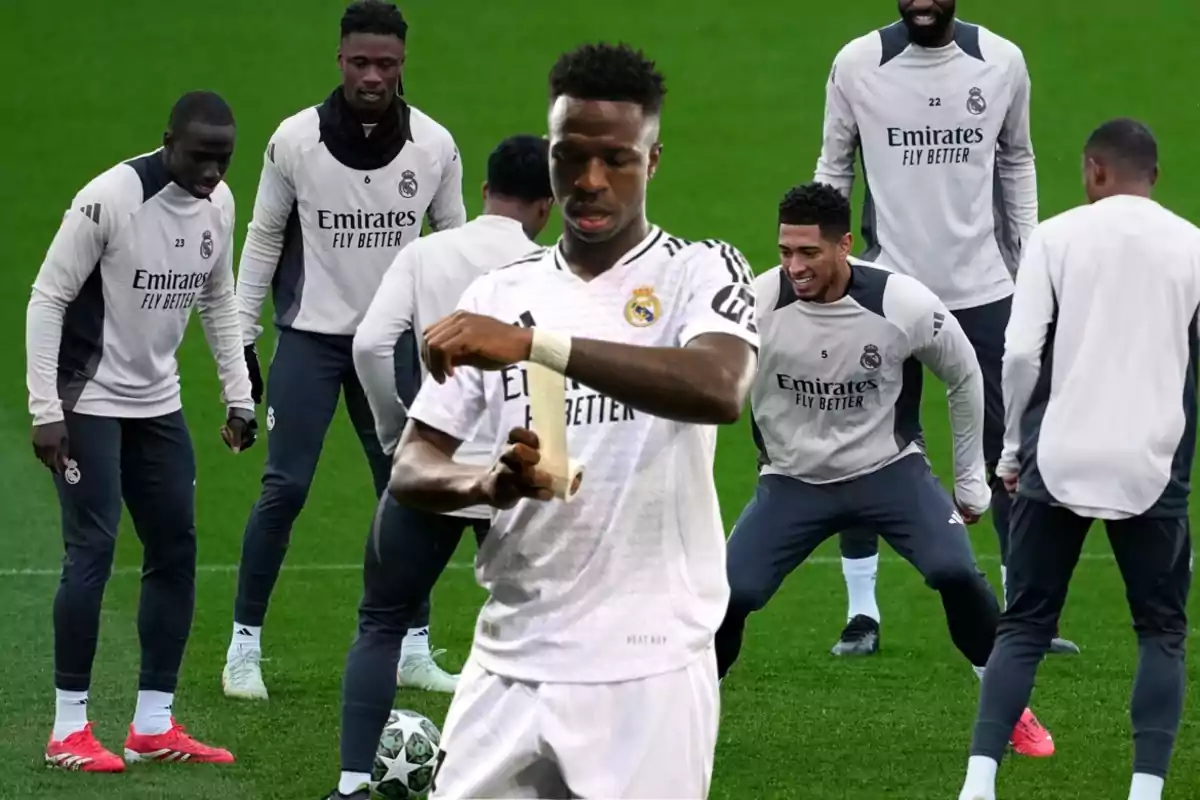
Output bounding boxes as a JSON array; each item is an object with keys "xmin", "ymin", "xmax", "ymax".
[{"xmin": 3, "ymin": 1, "xmax": 1200, "ymax": 798}]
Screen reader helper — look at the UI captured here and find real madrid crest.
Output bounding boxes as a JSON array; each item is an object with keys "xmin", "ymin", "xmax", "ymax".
[
  {"xmin": 200, "ymin": 230, "xmax": 214, "ymax": 259},
  {"xmin": 966, "ymin": 87, "xmax": 987, "ymax": 116},
  {"xmin": 860, "ymin": 343, "xmax": 882, "ymax": 370},
  {"xmin": 624, "ymin": 285, "xmax": 662, "ymax": 328},
  {"xmin": 398, "ymin": 169, "xmax": 419, "ymax": 198}
]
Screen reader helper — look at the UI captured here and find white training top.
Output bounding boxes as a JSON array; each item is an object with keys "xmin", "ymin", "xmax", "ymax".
[
  {"xmin": 1001, "ymin": 194, "xmax": 1200, "ymax": 520},
  {"xmin": 353, "ymin": 214, "xmax": 542, "ymax": 519},
  {"xmin": 235, "ymin": 95, "xmax": 466, "ymax": 344},
  {"xmin": 408, "ymin": 226, "xmax": 760, "ymax": 684},
  {"xmin": 26, "ymin": 150, "xmax": 252, "ymax": 425},
  {"xmin": 814, "ymin": 20, "xmax": 1037, "ymax": 310},
  {"xmin": 752, "ymin": 260, "xmax": 988, "ymax": 512}
]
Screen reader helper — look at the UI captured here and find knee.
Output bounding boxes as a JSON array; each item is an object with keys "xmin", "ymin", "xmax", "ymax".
[
  {"xmin": 924, "ymin": 558, "xmax": 982, "ymax": 593},
  {"xmin": 840, "ymin": 529, "xmax": 879, "ymax": 559},
  {"xmin": 726, "ymin": 576, "xmax": 773, "ymax": 617},
  {"xmin": 62, "ymin": 538, "xmax": 117, "ymax": 589},
  {"xmin": 260, "ymin": 469, "xmax": 312, "ymax": 516}
]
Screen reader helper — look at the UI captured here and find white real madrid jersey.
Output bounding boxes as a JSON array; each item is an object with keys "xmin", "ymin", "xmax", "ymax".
[
  {"xmin": 1001, "ymin": 195, "xmax": 1200, "ymax": 520},
  {"xmin": 26, "ymin": 151, "xmax": 253, "ymax": 425},
  {"xmin": 236, "ymin": 96, "xmax": 466, "ymax": 342},
  {"xmin": 752, "ymin": 260, "xmax": 988, "ymax": 510},
  {"xmin": 814, "ymin": 21, "xmax": 1038, "ymax": 311},
  {"xmin": 408, "ymin": 226, "xmax": 761, "ymax": 684}
]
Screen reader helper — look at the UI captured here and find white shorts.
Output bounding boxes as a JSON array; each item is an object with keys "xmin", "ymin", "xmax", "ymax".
[{"xmin": 429, "ymin": 648, "xmax": 719, "ymax": 799}]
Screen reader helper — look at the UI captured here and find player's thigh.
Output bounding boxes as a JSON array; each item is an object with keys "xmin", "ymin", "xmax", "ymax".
[
  {"xmin": 430, "ymin": 660, "xmax": 556, "ymax": 799},
  {"xmin": 725, "ymin": 475, "xmax": 839, "ymax": 608},
  {"xmin": 119, "ymin": 411, "xmax": 196, "ymax": 546},
  {"xmin": 261, "ymin": 328, "xmax": 345, "ymax": 480},
  {"xmin": 360, "ymin": 496, "xmax": 467, "ymax": 626},
  {"xmin": 855, "ymin": 455, "xmax": 977, "ymax": 587},
  {"xmin": 1003, "ymin": 496, "xmax": 1090, "ymax": 626},
  {"xmin": 550, "ymin": 649, "xmax": 718, "ymax": 799},
  {"xmin": 55, "ymin": 412, "xmax": 124, "ymax": 562},
  {"xmin": 952, "ymin": 297, "xmax": 1010, "ymax": 466},
  {"xmin": 1106, "ymin": 515, "xmax": 1192, "ymax": 639},
  {"xmin": 341, "ymin": 365, "xmax": 392, "ymax": 497}
]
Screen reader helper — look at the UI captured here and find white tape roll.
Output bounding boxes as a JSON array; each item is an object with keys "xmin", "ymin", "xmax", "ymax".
[{"xmin": 526, "ymin": 362, "xmax": 584, "ymax": 502}]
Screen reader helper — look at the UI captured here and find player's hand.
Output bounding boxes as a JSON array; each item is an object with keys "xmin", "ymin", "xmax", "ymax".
[
  {"xmin": 32, "ymin": 421, "xmax": 70, "ymax": 473},
  {"xmin": 955, "ymin": 502, "xmax": 982, "ymax": 526},
  {"xmin": 221, "ymin": 408, "xmax": 258, "ymax": 454},
  {"xmin": 996, "ymin": 464, "xmax": 1019, "ymax": 495},
  {"xmin": 422, "ymin": 311, "xmax": 534, "ymax": 384},
  {"xmin": 477, "ymin": 427, "xmax": 555, "ymax": 509},
  {"xmin": 243, "ymin": 345, "xmax": 264, "ymax": 405}
]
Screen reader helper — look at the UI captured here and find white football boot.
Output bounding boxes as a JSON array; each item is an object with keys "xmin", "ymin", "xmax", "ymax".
[
  {"xmin": 397, "ymin": 648, "xmax": 459, "ymax": 694},
  {"xmin": 222, "ymin": 646, "xmax": 268, "ymax": 700}
]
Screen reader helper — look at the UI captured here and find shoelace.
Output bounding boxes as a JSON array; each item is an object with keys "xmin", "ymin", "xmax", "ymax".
[{"xmin": 227, "ymin": 652, "xmax": 262, "ymax": 683}]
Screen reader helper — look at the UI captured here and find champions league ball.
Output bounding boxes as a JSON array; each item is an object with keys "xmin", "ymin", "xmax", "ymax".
[{"xmin": 372, "ymin": 709, "xmax": 442, "ymax": 798}]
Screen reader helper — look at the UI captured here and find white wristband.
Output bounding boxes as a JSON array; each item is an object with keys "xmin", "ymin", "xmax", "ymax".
[{"xmin": 529, "ymin": 328, "xmax": 572, "ymax": 375}]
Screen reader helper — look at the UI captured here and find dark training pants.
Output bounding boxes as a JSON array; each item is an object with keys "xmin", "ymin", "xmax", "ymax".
[
  {"xmin": 840, "ymin": 296, "xmax": 1014, "ymax": 568},
  {"xmin": 716, "ymin": 454, "xmax": 1000, "ymax": 678},
  {"xmin": 970, "ymin": 498, "xmax": 1192, "ymax": 777},
  {"xmin": 53, "ymin": 410, "xmax": 197, "ymax": 694},
  {"xmin": 340, "ymin": 495, "xmax": 489, "ymax": 773},
  {"xmin": 234, "ymin": 327, "xmax": 433, "ymax": 630}
]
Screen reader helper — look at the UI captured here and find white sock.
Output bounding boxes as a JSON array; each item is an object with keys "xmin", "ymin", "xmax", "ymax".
[
  {"xmin": 53, "ymin": 690, "xmax": 89, "ymax": 741},
  {"xmin": 339, "ymin": 771, "xmax": 373, "ymax": 795},
  {"xmin": 843, "ymin": 555, "xmax": 880, "ymax": 623},
  {"xmin": 132, "ymin": 690, "xmax": 174, "ymax": 736},
  {"xmin": 1129, "ymin": 773, "xmax": 1165, "ymax": 800},
  {"xmin": 228, "ymin": 622, "xmax": 262, "ymax": 660},
  {"xmin": 401, "ymin": 626, "xmax": 431, "ymax": 661},
  {"xmin": 960, "ymin": 755, "xmax": 998, "ymax": 799},
  {"xmin": 1000, "ymin": 565, "xmax": 1008, "ymax": 611}
]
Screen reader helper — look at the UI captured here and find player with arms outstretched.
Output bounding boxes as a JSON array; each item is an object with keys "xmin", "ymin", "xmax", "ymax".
[
  {"xmin": 389, "ymin": 43, "xmax": 759, "ymax": 799},
  {"xmin": 26, "ymin": 92, "xmax": 255, "ymax": 772},
  {"xmin": 715, "ymin": 182, "xmax": 1053, "ymax": 759},
  {"xmin": 814, "ymin": 0, "xmax": 1077, "ymax": 656},
  {"xmin": 223, "ymin": 0, "xmax": 466, "ymax": 701}
]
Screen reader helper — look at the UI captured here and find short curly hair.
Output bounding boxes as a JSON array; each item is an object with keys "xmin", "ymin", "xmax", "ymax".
[
  {"xmin": 486, "ymin": 134, "xmax": 553, "ymax": 203},
  {"xmin": 778, "ymin": 182, "xmax": 851, "ymax": 239},
  {"xmin": 548, "ymin": 43, "xmax": 666, "ymax": 115},
  {"xmin": 341, "ymin": 0, "xmax": 407, "ymax": 41}
]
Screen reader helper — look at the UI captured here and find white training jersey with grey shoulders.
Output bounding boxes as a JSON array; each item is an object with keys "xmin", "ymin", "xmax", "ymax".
[
  {"xmin": 408, "ymin": 227, "xmax": 760, "ymax": 684},
  {"xmin": 236, "ymin": 91, "xmax": 467, "ymax": 343},
  {"xmin": 814, "ymin": 21, "xmax": 1038, "ymax": 310},
  {"xmin": 752, "ymin": 260, "xmax": 988, "ymax": 511},
  {"xmin": 1000, "ymin": 195, "xmax": 1200, "ymax": 520},
  {"xmin": 26, "ymin": 151, "xmax": 253, "ymax": 426},
  {"xmin": 353, "ymin": 214, "xmax": 542, "ymax": 519}
]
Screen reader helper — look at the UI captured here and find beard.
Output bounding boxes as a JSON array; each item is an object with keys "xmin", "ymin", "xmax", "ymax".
[{"xmin": 901, "ymin": 5, "xmax": 956, "ymax": 47}]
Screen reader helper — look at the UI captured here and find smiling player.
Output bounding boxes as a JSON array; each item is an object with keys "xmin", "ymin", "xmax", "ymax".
[
  {"xmin": 715, "ymin": 181, "xmax": 1053, "ymax": 759},
  {"xmin": 812, "ymin": 0, "xmax": 1079, "ymax": 657}
]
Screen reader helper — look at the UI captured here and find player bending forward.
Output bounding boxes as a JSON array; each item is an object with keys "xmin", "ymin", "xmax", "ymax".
[
  {"xmin": 390, "ymin": 43, "xmax": 759, "ymax": 799},
  {"xmin": 959, "ymin": 120, "xmax": 1196, "ymax": 800},
  {"xmin": 713, "ymin": 182, "xmax": 1052, "ymax": 759},
  {"xmin": 26, "ymin": 92, "xmax": 255, "ymax": 772}
]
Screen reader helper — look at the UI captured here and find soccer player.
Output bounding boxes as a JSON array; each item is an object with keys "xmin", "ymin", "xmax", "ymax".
[
  {"xmin": 327, "ymin": 134, "xmax": 554, "ymax": 800},
  {"xmin": 813, "ymin": 0, "xmax": 1078, "ymax": 656},
  {"xmin": 959, "ymin": 120, "xmax": 1195, "ymax": 800},
  {"xmin": 223, "ymin": 0, "xmax": 467, "ymax": 701},
  {"xmin": 389, "ymin": 43, "xmax": 759, "ymax": 799},
  {"xmin": 715, "ymin": 182, "xmax": 1053, "ymax": 759},
  {"xmin": 25, "ymin": 91, "xmax": 255, "ymax": 772}
]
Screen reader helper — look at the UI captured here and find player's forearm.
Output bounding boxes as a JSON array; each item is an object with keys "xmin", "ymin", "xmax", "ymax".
[
  {"xmin": 813, "ymin": 158, "xmax": 854, "ymax": 197},
  {"xmin": 998, "ymin": 159, "xmax": 1038, "ymax": 253},
  {"xmin": 198, "ymin": 285, "xmax": 255, "ymax": 411},
  {"xmin": 235, "ymin": 246, "xmax": 277, "ymax": 346},
  {"xmin": 352, "ymin": 331, "xmax": 407, "ymax": 453},
  {"xmin": 25, "ymin": 289, "xmax": 66, "ymax": 425},
  {"xmin": 389, "ymin": 425, "xmax": 487, "ymax": 513},
  {"xmin": 1001, "ymin": 348, "xmax": 1041, "ymax": 465},
  {"xmin": 561, "ymin": 336, "xmax": 755, "ymax": 425},
  {"xmin": 944, "ymin": 371, "xmax": 990, "ymax": 509}
]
